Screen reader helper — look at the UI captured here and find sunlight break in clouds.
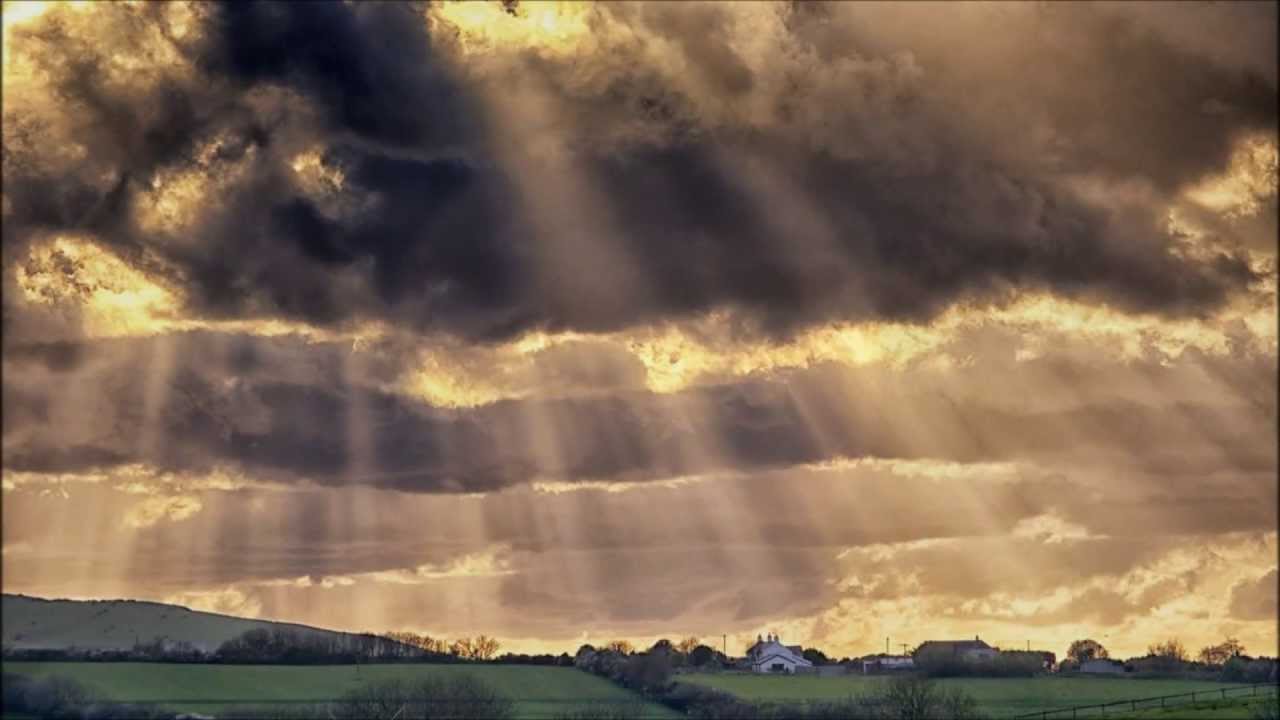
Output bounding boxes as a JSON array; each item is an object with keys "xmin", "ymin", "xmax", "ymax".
[{"xmin": 1, "ymin": 0, "xmax": 1276, "ymax": 661}]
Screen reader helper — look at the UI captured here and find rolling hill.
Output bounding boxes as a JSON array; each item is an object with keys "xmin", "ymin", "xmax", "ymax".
[{"xmin": 2, "ymin": 593, "xmax": 355, "ymax": 653}]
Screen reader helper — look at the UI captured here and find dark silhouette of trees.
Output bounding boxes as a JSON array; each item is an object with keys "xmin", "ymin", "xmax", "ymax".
[
  {"xmin": 688, "ymin": 645, "xmax": 717, "ymax": 667},
  {"xmin": 605, "ymin": 640, "xmax": 634, "ymax": 655},
  {"xmin": 1066, "ymin": 638, "xmax": 1109, "ymax": 663},
  {"xmin": 802, "ymin": 647, "xmax": 829, "ymax": 665},
  {"xmin": 449, "ymin": 635, "xmax": 501, "ymax": 661},
  {"xmin": 1148, "ymin": 638, "xmax": 1188, "ymax": 662},
  {"xmin": 620, "ymin": 651, "xmax": 673, "ymax": 694},
  {"xmin": 384, "ymin": 631, "xmax": 450, "ymax": 656},
  {"xmin": 216, "ymin": 627, "xmax": 425, "ymax": 663},
  {"xmin": 1198, "ymin": 637, "xmax": 1246, "ymax": 666}
]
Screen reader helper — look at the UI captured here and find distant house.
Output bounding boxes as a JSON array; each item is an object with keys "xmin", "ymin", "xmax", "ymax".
[
  {"xmin": 860, "ymin": 654, "xmax": 915, "ymax": 674},
  {"xmin": 1080, "ymin": 658, "xmax": 1126, "ymax": 675},
  {"xmin": 914, "ymin": 636, "xmax": 1000, "ymax": 663},
  {"xmin": 745, "ymin": 633, "xmax": 813, "ymax": 674}
]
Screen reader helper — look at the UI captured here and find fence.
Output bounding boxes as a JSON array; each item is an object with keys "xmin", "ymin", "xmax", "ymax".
[{"xmin": 1013, "ymin": 682, "xmax": 1279, "ymax": 719}]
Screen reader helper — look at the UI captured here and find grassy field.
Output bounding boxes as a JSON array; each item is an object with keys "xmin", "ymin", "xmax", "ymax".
[
  {"xmin": 1110, "ymin": 695, "xmax": 1278, "ymax": 719},
  {"xmin": 681, "ymin": 672, "xmax": 1250, "ymax": 718},
  {"xmin": 3, "ymin": 662, "xmax": 679, "ymax": 719}
]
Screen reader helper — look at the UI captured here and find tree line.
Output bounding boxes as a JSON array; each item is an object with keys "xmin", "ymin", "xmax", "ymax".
[
  {"xmin": 1060, "ymin": 636, "xmax": 1277, "ymax": 682},
  {"xmin": 1, "ymin": 628, "xmax": 568, "ymax": 666}
]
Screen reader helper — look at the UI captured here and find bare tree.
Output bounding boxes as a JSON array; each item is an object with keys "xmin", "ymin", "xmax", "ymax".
[
  {"xmin": 1198, "ymin": 637, "xmax": 1246, "ymax": 666},
  {"xmin": 605, "ymin": 640, "xmax": 634, "ymax": 655},
  {"xmin": 1148, "ymin": 638, "xmax": 1188, "ymax": 662},
  {"xmin": 451, "ymin": 637, "xmax": 475, "ymax": 659},
  {"xmin": 472, "ymin": 635, "xmax": 500, "ymax": 661}
]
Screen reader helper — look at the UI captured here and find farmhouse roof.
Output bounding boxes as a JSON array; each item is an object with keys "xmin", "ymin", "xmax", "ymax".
[
  {"xmin": 753, "ymin": 650, "xmax": 813, "ymax": 667},
  {"xmin": 915, "ymin": 636, "xmax": 996, "ymax": 654}
]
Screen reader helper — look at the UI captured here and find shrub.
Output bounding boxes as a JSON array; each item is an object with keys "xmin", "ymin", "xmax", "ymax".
[
  {"xmin": 1, "ymin": 674, "xmax": 178, "ymax": 720},
  {"xmin": 15, "ymin": 674, "xmax": 101, "ymax": 718},
  {"xmin": 1243, "ymin": 659, "xmax": 1279, "ymax": 684},
  {"xmin": 620, "ymin": 651, "xmax": 674, "ymax": 694},
  {"xmin": 875, "ymin": 675, "xmax": 986, "ymax": 720},
  {"xmin": 1251, "ymin": 695, "xmax": 1280, "ymax": 720},
  {"xmin": 2, "ymin": 673, "xmax": 31, "ymax": 709},
  {"xmin": 334, "ymin": 674, "xmax": 514, "ymax": 719}
]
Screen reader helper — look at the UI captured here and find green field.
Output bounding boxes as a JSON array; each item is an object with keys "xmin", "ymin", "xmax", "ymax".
[
  {"xmin": 1111, "ymin": 695, "xmax": 1278, "ymax": 719},
  {"xmin": 3, "ymin": 662, "xmax": 678, "ymax": 719},
  {"xmin": 681, "ymin": 672, "xmax": 1253, "ymax": 718}
]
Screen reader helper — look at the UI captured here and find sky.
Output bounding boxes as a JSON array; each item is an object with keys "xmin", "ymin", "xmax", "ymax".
[{"xmin": 1, "ymin": 0, "xmax": 1276, "ymax": 660}]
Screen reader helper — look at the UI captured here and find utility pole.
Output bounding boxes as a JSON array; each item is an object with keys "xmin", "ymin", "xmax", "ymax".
[
  {"xmin": 723, "ymin": 634, "xmax": 727, "ymax": 658},
  {"xmin": 885, "ymin": 637, "xmax": 889, "ymax": 654},
  {"xmin": 900, "ymin": 643, "xmax": 909, "ymax": 656}
]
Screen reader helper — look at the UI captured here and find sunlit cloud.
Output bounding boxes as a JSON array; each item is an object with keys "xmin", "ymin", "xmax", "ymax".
[
  {"xmin": 429, "ymin": 1, "xmax": 596, "ymax": 59},
  {"xmin": 164, "ymin": 586, "xmax": 262, "ymax": 618},
  {"xmin": 1184, "ymin": 133, "xmax": 1278, "ymax": 219},
  {"xmin": 123, "ymin": 494, "xmax": 203, "ymax": 528},
  {"xmin": 1, "ymin": 0, "xmax": 1274, "ymax": 661},
  {"xmin": 1010, "ymin": 514, "xmax": 1098, "ymax": 545},
  {"xmin": 365, "ymin": 547, "xmax": 517, "ymax": 585}
]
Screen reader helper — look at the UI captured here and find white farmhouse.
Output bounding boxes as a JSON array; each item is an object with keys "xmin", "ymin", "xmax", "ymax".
[{"xmin": 745, "ymin": 633, "xmax": 814, "ymax": 674}]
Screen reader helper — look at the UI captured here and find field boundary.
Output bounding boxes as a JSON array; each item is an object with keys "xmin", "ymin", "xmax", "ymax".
[{"xmin": 1013, "ymin": 682, "xmax": 1278, "ymax": 719}]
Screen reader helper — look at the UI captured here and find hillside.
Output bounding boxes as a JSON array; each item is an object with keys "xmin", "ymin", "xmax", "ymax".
[{"xmin": 2, "ymin": 594, "xmax": 355, "ymax": 653}]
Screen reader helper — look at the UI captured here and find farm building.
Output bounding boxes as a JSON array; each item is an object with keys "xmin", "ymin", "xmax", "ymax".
[
  {"xmin": 1080, "ymin": 658, "xmax": 1126, "ymax": 674},
  {"xmin": 860, "ymin": 654, "xmax": 915, "ymax": 674},
  {"xmin": 745, "ymin": 633, "xmax": 813, "ymax": 674},
  {"xmin": 914, "ymin": 636, "xmax": 999, "ymax": 663}
]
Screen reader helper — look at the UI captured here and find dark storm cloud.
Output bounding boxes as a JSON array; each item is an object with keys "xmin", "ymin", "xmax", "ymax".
[
  {"xmin": 803, "ymin": 1, "xmax": 1277, "ymax": 190},
  {"xmin": 203, "ymin": 2, "xmax": 472, "ymax": 149},
  {"xmin": 3, "ymin": 2, "xmax": 1272, "ymax": 346},
  {"xmin": 4, "ymin": 332, "xmax": 1275, "ymax": 498}
]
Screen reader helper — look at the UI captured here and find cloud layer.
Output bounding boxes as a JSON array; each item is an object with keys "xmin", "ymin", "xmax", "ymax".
[{"xmin": 3, "ymin": 0, "xmax": 1276, "ymax": 659}]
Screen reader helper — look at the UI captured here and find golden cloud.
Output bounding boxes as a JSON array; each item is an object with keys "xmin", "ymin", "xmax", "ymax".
[
  {"xmin": 365, "ymin": 547, "xmax": 516, "ymax": 585},
  {"xmin": 1185, "ymin": 133, "xmax": 1278, "ymax": 219},
  {"xmin": 123, "ymin": 494, "xmax": 203, "ymax": 529},
  {"xmin": 164, "ymin": 586, "xmax": 262, "ymax": 618},
  {"xmin": 428, "ymin": 1, "xmax": 596, "ymax": 59}
]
